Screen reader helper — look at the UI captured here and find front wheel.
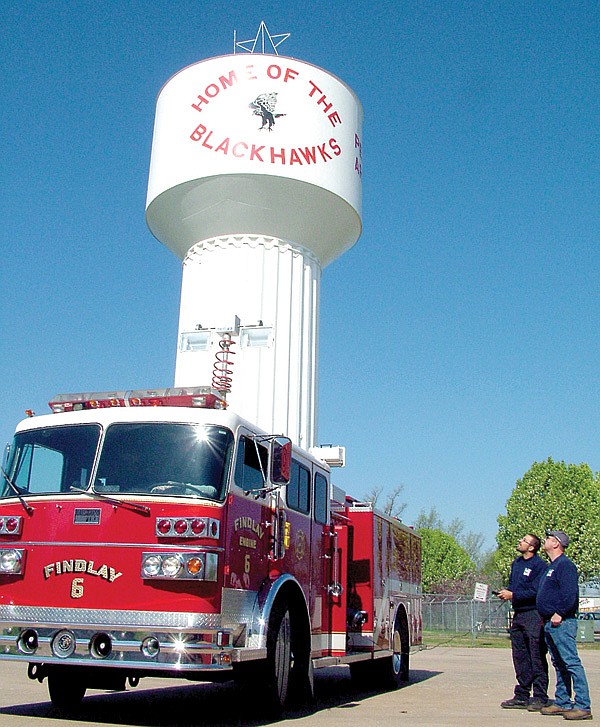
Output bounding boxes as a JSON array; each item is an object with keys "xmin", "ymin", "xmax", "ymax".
[
  {"xmin": 234, "ymin": 598, "xmax": 312, "ymax": 716},
  {"xmin": 265, "ymin": 602, "xmax": 292, "ymax": 713},
  {"xmin": 48, "ymin": 669, "xmax": 86, "ymax": 709}
]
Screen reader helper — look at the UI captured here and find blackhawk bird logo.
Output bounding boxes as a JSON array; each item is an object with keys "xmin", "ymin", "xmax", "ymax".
[{"xmin": 249, "ymin": 93, "xmax": 286, "ymax": 131}]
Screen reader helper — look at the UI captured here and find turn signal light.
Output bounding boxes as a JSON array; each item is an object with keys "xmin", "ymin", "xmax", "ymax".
[
  {"xmin": 0, "ymin": 517, "xmax": 22, "ymax": 535},
  {"xmin": 155, "ymin": 517, "xmax": 220, "ymax": 539}
]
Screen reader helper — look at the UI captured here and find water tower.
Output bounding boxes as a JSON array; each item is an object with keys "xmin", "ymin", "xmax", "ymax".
[{"xmin": 146, "ymin": 25, "xmax": 363, "ymax": 449}]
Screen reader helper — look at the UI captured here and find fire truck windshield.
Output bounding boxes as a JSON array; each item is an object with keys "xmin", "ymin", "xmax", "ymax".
[
  {"xmin": 2, "ymin": 423, "xmax": 233, "ymax": 502},
  {"xmin": 2, "ymin": 425, "xmax": 101, "ymax": 497},
  {"xmin": 93, "ymin": 423, "xmax": 233, "ymax": 501}
]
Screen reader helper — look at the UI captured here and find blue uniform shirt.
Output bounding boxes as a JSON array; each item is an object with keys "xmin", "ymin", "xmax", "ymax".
[
  {"xmin": 508, "ymin": 553, "xmax": 547, "ymax": 612},
  {"xmin": 536, "ymin": 554, "xmax": 579, "ymax": 619}
]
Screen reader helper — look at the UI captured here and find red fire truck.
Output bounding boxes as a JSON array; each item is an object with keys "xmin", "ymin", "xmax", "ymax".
[{"xmin": 0, "ymin": 387, "xmax": 421, "ymax": 713}]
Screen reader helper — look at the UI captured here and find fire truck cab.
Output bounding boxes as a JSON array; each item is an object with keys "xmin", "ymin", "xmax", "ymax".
[{"xmin": 0, "ymin": 388, "xmax": 421, "ymax": 713}]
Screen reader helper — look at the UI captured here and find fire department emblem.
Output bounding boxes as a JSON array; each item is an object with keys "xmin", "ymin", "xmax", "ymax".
[
  {"xmin": 294, "ymin": 529, "xmax": 307, "ymax": 561},
  {"xmin": 249, "ymin": 93, "xmax": 286, "ymax": 131}
]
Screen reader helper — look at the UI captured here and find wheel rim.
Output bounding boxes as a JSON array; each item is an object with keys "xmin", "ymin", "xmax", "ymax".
[
  {"xmin": 392, "ymin": 628, "xmax": 402, "ymax": 675},
  {"xmin": 273, "ymin": 609, "xmax": 291, "ymax": 704}
]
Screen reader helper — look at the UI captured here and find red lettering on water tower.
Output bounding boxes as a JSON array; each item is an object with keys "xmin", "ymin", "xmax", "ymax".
[{"xmin": 307, "ymin": 81, "xmax": 342, "ymax": 127}]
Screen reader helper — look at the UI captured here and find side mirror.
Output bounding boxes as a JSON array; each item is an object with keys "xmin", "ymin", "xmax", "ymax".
[
  {"xmin": 270, "ymin": 437, "xmax": 292, "ymax": 484},
  {"xmin": 2, "ymin": 444, "xmax": 9, "ymax": 471}
]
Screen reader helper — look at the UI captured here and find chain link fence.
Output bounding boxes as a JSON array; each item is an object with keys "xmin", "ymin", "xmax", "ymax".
[{"xmin": 423, "ymin": 594, "xmax": 511, "ymax": 637}]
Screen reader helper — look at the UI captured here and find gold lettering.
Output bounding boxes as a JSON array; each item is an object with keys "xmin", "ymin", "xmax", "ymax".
[
  {"xmin": 43, "ymin": 559, "xmax": 122, "ymax": 583},
  {"xmin": 109, "ymin": 568, "xmax": 123, "ymax": 582},
  {"xmin": 239, "ymin": 536, "xmax": 257, "ymax": 549}
]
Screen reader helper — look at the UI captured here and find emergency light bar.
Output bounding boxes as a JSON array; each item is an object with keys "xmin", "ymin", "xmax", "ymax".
[{"xmin": 49, "ymin": 387, "xmax": 227, "ymax": 413}]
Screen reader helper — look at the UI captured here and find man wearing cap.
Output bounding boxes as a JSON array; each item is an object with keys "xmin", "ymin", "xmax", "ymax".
[
  {"xmin": 536, "ymin": 530, "xmax": 592, "ymax": 720},
  {"xmin": 498, "ymin": 534, "xmax": 549, "ymax": 711}
]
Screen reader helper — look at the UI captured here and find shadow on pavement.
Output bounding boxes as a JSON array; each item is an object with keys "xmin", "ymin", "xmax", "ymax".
[{"xmin": 0, "ymin": 666, "xmax": 443, "ymax": 725}]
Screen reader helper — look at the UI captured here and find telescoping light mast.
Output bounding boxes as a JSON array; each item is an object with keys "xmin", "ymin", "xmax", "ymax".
[{"xmin": 146, "ymin": 24, "xmax": 363, "ymax": 449}]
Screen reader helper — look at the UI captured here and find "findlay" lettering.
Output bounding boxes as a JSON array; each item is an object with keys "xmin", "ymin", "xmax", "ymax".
[
  {"xmin": 234, "ymin": 516, "xmax": 265, "ymax": 539},
  {"xmin": 43, "ymin": 560, "xmax": 122, "ymax": 582}
]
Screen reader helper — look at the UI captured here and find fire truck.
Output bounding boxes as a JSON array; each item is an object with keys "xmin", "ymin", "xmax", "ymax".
[{"xmin": 0, "ymin": 387, "xmax": 422, "ymax": 713}]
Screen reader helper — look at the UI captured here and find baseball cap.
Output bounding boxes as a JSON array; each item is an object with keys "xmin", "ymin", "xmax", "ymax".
[{"xmin": 545, "ymin": 530, "xmax": 569, "ymax": 547}]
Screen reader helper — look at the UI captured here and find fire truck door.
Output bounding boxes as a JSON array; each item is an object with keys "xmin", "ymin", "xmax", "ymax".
[
  {"xmin": 279, "ymin": 460, "xmax": 312, "ymax": 597},
  {"xmin": 225, "ymin": 435, "xmax": 271, "ymax": 590},
  {"xmin": 321, "ymin": 522, "xmax": 348, "ymax": 656}
]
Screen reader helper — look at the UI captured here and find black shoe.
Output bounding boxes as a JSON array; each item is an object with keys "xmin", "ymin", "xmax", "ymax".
[
  {"xmin": 529, "ymin": 698, "xmax": 550, "ymax": 712},
  {"xmin": 501, "ymin": 697, "xmax": 529, "ymax": 709}
]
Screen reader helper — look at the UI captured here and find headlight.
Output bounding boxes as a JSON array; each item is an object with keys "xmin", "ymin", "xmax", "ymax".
[
  {"xmin": 161, "ymin": 554, "xmax": 184, "ymax": 577},
  {"xmin": 140, "ymin": 552, "xmax": 217, "ymax": 581},
  {"xmin": 0, "ymin": 548, "xmax": 24, "ymax": 574},
  {"xmin": 141, "ymin": 553, "xmax": 162, "ymax": 577}
]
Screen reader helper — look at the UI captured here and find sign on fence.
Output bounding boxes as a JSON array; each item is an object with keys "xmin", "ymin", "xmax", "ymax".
[{"xmin": 473, "ymin": 582, "xmax": 489, "ymax": 602}]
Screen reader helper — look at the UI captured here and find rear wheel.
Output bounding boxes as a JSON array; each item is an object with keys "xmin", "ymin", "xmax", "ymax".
[
  {"xmin": 350, "ymin": 613, "xmax": 410, "ymax": 690},
  {"xmin": 375, "ymin": 615, "xmax": 410, "ymax": 688}
]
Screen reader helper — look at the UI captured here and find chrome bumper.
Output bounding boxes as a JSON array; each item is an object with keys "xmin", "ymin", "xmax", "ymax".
[{"xmin": 0, "ymin": 604, "xmax": 266, "ymax": 671}]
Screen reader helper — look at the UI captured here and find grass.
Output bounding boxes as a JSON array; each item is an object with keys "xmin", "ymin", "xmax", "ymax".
[
  {"xmin": 422, "ymin": 629, "xmax": 600, "ymax": 650},
  {"xmin": 422, "ymin": 630, "xmax": 511, "ymax": 648}
]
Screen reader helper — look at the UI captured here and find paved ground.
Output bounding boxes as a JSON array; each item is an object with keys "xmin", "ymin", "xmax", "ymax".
[{"xmin": 0, "ymin": 647, "xmax": 597, "ymax": 726}]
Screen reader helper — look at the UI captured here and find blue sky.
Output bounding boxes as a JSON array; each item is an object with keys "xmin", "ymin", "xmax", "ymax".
[{"xmin": 2, "ymin": 1, "xmax": 599, "ymax": 552}]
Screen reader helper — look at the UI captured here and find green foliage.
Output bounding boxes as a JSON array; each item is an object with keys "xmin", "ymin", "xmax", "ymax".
[
  {"xmin": 415, "ymin": 506, "xmax": 485, "ymax": 568},
  {"xmin": 496, "ymin": 458, "xmax": 600, "ymax": 581},
  {"xmin": 419, "ymin": 527, "xmax": 475, "ymax": 592},
  {"xmin": 478, "ymin": 549, "xmax": 504, "ymax": 590}
]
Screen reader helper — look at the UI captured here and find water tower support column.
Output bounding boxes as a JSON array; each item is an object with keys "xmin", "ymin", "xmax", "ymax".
[{"xmin": 174, "ymin": 234, "xmax": 321, "ymax": 448}]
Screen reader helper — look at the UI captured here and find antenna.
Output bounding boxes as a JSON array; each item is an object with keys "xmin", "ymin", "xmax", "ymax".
[{"xmin": 233, "ymin": 21, "xmax": 290, "ymax": 55}]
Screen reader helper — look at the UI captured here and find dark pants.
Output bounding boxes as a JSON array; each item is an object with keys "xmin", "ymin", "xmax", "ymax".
[{"xmin": 511, "ymin": 609, "xmax": 549, "ymax": 701}]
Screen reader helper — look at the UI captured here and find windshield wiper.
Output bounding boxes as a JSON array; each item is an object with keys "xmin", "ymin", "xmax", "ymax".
[
  {"xmin": 0, "ymin": 467, "xmax": 34, "ymax": 515},
  {"xmin": 70, "ymin": 487, "xmax": 151, "ymax": 516}
]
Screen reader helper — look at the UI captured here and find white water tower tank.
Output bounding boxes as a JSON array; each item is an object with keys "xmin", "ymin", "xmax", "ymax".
[{"xmin": 146, "ymin": 53, "xmax": 362, "ymax": 448}]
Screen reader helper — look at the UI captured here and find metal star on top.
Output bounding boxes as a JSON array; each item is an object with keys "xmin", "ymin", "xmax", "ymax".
[{"xmin": 233, "ymin": 21, "xmax": 290, "ymax": 55}]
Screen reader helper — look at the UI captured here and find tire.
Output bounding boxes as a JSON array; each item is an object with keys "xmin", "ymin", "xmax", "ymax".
[
  {"xmin": 376, "ymin": 616, "xmax": 410, "ymax": 688},
  {"xmin": 351, "ymin": 614, "xmax": 410, "ymax": 691},
  {"xmin": 289, "ymin": 626, "xmax": 314, "ymax": 707},
  {"xmin": 265, "ymin": 602, "xmax": 292, "ymax": 714},
  {"xmin": 48, "ymin": 669, "xmax": 87, "ymax": 709},
  {"xmin": 234, "ymin": 597, "xmax": 312, "ymax": 716}
]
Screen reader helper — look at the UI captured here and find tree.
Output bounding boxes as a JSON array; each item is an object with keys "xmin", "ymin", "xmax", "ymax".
[
  {"xmin": 415, "ymin": 506, "xmax": 485, "ymax": 568},
  {"xmin": 419, "ymin": 527, "xmax": 475, "ymax": 592},
  {"xmin": 414, "ymin": 507, "xmax": 444, "ymax": 531},
  {"xmin": 362, "ymin": 484, "xmax": 406, "ymax": 519},
  {"xmin": 496, "ymin": 458, "xmax": 600, "ymax": 581}
]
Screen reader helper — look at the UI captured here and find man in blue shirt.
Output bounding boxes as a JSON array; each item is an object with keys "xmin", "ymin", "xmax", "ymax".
[
  {"xmin": 498, "ymin": 533, "xmax": 549, "ymax": 710},
  {"xmin": 536, "ymin": 530, "xmax": 592, "ymax": 721}
]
